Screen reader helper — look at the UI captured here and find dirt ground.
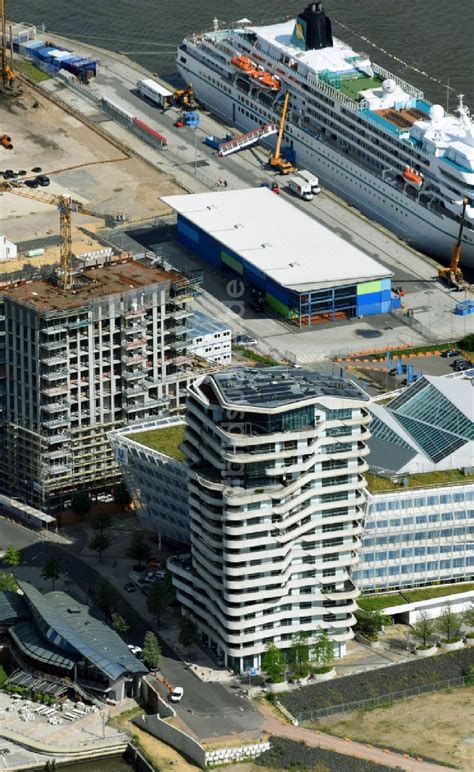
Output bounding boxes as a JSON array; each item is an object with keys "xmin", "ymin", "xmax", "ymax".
[
  {"xmin": 314, "ymin": 685, "xmax": 474, "ymax": 770},
  {"xmin": 0, "ymin": 84, "xmax": 183, "ymax": 246}
]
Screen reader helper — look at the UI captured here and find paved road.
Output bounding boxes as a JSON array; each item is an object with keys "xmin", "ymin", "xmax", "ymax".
[{"xmin": 1, "ymin": 518, "xmax": 262, "ymax": 739}]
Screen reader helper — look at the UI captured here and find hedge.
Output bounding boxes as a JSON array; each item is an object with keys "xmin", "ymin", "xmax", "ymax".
[
  {"xmin": 280, "ymin": 648, "xmax": 474, "ymax": 719},
  {"xmin": 256, "ymin": 738, "xmax": 393, "ymax": 771}
]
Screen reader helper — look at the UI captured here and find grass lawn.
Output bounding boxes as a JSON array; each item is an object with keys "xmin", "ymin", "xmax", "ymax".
[
  {"xmin": 233, "ymin": 345, "xmax": 281, "ymax": 366},
  {"xmin": 340, "ymin": 74, "xmax": 384, "ymax": 100},
  {"xmin": 315, "ymin": 685, "xmax": 474, "ymax": 769},
  {"xmin": 16, "ymin": 60, "xmax": 51, "ymax": 83},
  {"xmin": 360, "ymin": 581, "xmax": 474, "ymax": 611},
  {"xmin": 365, "ymin": 469, "xmax": 474, "ymax": 493},
  {"xmin": 128, "ymin": 424, "xmax": 186, "ymax": 460}
]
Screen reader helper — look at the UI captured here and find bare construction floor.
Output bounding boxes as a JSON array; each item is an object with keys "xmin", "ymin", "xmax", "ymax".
[{"xmin": 0, "ymin": 83, "xmax": 183, "ymax": 263}]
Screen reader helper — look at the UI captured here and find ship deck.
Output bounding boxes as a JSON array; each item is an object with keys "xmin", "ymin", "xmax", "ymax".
[
  {"xmin": 374, "ymin": 106, "xmax": 429, "ymax": 130},
  {"xmin": 339, "ymin": 74, "xmax": 383, "ymax": 101}
]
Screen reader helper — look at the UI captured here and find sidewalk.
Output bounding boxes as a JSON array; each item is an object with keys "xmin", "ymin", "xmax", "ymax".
[
  {"xmin": 63, "ymin": 516, "xmax": 238, "ymax": 683},
  {"xmin": 258, "ymin": 702, "xmax": 450, "ymax": 772}
]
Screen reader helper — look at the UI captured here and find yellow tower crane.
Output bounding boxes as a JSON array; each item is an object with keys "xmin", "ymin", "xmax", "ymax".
[
  {"xmin": 0, "ymin": 0, "xmax": 15, "ymax": 90},
  {"xmin": 269, "ymin": 93, "xmax": 295, "ymax": 175},
  {"xmin": 0, "ymin": 183, "xmax": 117, "ymax": 289},
  {"xmin": 438, "ymin": 196, "xmax": 469, "ymax": 289}
]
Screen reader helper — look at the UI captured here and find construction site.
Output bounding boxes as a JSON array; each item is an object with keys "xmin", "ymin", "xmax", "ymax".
[{"xmin": 0, "ymin": 3, "xmax": 212, "ymax": 514}]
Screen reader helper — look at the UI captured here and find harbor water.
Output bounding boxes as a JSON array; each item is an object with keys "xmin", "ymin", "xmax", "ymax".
[{"xmin": 8, "ymin": 0, "xmax": 474, "ymax": 106}]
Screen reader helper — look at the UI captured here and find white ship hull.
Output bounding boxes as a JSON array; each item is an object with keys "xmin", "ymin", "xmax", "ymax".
[{"xmin": 178, "ymin": 58, "xmax": 474, "ymax": 270}]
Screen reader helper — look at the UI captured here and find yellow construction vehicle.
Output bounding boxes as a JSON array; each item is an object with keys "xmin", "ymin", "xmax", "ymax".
[
  {"xmin": 0, "ymin": 0, "xmax": 16, "ymax": 91},
  {"xmin": 173, "ymin": 84, "xmax": 195, "ymax": 110},
  {"xmin": 268, "ymin": 93, "xmax": 295, "ymax": 175},
  {"xmin": 438, "ymin": 196, "xmax": 469, "ymax": 289},
  {"xmin": 0, "ymin": 182, "xmax": 119, "ymax": 289}
]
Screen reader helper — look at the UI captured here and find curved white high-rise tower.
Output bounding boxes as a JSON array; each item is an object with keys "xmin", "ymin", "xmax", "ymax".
[{"xmin": 169, "ymin": 367, "xmax": 371, "ymax": 673}]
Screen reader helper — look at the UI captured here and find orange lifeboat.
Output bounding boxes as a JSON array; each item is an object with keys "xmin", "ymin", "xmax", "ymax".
[
  {"xmin": 231, "ymin": 55, "xmax": 255, "ymax": 72},
  {"xmin": 402, "ymin": 167, "xmax": 424, "ymax": 188},
  {"xmin": 253, "ymin": 71, "xmax": 281, "ymax": 90}
]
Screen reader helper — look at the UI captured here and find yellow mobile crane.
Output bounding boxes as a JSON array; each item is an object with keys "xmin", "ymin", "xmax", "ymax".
[
  {"xmin": 269, "ymin": 93, "xmax": 295, "ymax": 175},
  {"xmin": 438, "ymin": 196, "xmax": 469, "ymax": 289},
  {"xmin": 0, "ymin": 183, "xmax": 118, "ymax": 289}
]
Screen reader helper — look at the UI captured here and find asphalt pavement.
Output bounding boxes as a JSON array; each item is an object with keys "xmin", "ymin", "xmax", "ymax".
[{"xmin": 1, "ymin": 517, "xmax": 263, "ymax": 740}]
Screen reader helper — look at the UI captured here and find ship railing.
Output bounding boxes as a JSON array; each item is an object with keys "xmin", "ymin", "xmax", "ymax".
[{"xmin": 372, "ymin": 62, "xmax": 424, "ymax": 99}]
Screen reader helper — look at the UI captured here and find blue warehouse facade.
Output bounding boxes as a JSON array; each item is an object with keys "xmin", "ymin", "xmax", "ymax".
[{"xmin": 164, "ymin": 189, "xmax": 399, "ymax": 327}]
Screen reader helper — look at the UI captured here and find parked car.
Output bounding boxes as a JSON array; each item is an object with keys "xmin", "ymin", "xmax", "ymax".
[
  {"xmin": 25, "ymin": 178, "xmax": 39, "ymax": 188},
  {"xmin": 452, "ymin": 358, "xmax": 472, "ymax": 371},
  {"xmin": 127, "ymin": 644, "xmax": 142, "ymax": 656},
  {"xmin": 170, "ymin": 687, "xmax": 184, "ymax": 702},
  {"xmin": 389, "ymin": 364, "xmax": 408, "ymax": 376},
  {"xmin": 235, "ymin": 334, "xmax": 257, "ymax": 346},
  {"xmin": 36, "ymin": 175, "xmax": 50, "ymax": 187},
  {"xmin": 440, "ymin": 349, "xmax": 460, "ymax": 358},
  {"xmin": 123, "ymin": 582, "xmax": 136, "ymax": 593}
]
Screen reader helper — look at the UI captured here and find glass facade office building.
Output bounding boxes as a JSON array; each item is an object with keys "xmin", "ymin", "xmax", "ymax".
[{"xmin": 355, "ymin": 483, "xmax": 474, "ymax": 591}]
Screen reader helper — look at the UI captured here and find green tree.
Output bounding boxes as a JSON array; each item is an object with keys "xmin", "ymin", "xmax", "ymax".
[
  {"xmin": 147, "ymin": 575, "xmax": 174, "ymax": 624},
  {"xmin": 289, "ymin": 631, "xmax": 310, "ymax": 678},
  {"xmin": 71, "ymin": 490, "xmax": 92, "ymax": 518},
  {"xmin": 411, "ymin": 610, "xmax": 436, "ymax": 649},
  {"xmin": 3, "ymin": 545, "xmax": 20, "ymax": 568},
  {"xmin": 142, "ymin": 631, "xmax": 161, "ymax": 672},
  {"xmin": 458, "ymin": 333, "xmax": 474, "ymax": 352},
  {"xmin": 89, "ymin": 532, "xmax": 111, "ymax": 563},
  {"xmin": 0, "ymin": 572, "xmax": 18, "ymax": 592},
  {"xmin": 94, "ymin": 578, "xmax": 115, "ymax": 618},
  {"xmin": 41, "ymin": 555, "xmax": 61, "ymax": 589},
  {"xmin": 355, "ymin": 610, "xmax": 386, "ymax": 641},
  {"xmin": 312, "ymin": 630, "xmax": 335, "ymax": 673},
  {"xmin": 111, "ymin": 611, "xmax": 129, "ymax": 638},
  {"xmin": 436, "ymin": 606, "xmax": 461, "ymax": 643},
  {"xmin": 179, "ymin": 616, "xmax": 197, "ymax": 655},
  {"xmin": 92, "ymin": 514, "xmax": 112, "ymax": 533},
  {"xmin": 463, "ymin": 602, "xmax": 474, "ymax": 629},
  {"xmin": 126, "ymin": 531, "xmax": 152, "ymax": 569},
  {"xmin": 262, "ymin": 643, "xmax": 286, "ymax": 684},
  {"xmin": 114, "ymin": 481, "xmax": 131, "ymax": 509}
]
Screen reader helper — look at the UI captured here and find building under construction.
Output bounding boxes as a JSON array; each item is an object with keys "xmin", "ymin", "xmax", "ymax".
[{"xmin": 0, "ymin": 258, "xmax": 202, "ymax": 513}]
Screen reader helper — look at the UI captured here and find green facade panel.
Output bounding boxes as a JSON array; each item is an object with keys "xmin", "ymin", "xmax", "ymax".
[
  {"xmin": 357, "ymin": 280, "xmax": 382, "ymax": 295},
  {"xmin": 221, "ymin": 251, "xmax": 243, "ymax": 275},
  {"xmin": 266, "ymin": 292, "xmax": 290, "ymax": 318}
]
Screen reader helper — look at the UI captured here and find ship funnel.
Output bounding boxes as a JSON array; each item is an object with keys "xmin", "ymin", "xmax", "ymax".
[{"xmin": 291, "ymin": 2, "xmax": 333, "ymax": 51}]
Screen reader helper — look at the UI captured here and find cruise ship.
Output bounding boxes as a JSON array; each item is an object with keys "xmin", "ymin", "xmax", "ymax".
[{"xmin": 177, "ymin": 3, "xmax": 474, "ymax": 268}]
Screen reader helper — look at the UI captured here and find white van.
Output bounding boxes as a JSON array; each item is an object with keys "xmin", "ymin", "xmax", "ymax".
[
  {"xmin": 288, "ymin": 177, "xmax": 313, "ymax": 201},
  {"xmin": 295, "ymin": 169, "xmax": 321, "ymax": 194}
]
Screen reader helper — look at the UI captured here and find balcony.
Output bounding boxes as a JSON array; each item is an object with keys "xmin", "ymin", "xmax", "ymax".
[
  {"xmin": 41, "ymin": 369, "xmax": 68, "ymax": 382},
  {"xmin": 125, "ymin": 338, "xmax": 147, "ymax": 350},
  {"xmin": 43, "ymin": 385, "xmax": 69, "ymax": 398},
  {"xmin": 41, "ymin": 339, "xmax": 68, "ymax": 351},
  {"xmin": 125, "ymin": 306, "xmax": 146, "ymax": 319},
  {"xmin": 322, "ymin": 579, "xmax": 360, "ymax": 600},
  {"xmin": 42, "ymin": 401, "xmax": 69, "ymax": 413}
]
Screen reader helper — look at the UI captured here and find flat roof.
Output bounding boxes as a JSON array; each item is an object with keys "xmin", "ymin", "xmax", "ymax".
[
  {"xmin": 210, "ymin": 366, "xmax": 369, "ymax": 408},
  {"xmin": 162, "ymin": 189, "xmax": 392, "ymax": 292},
  {"xmin": 127, "ymin": 423, "xmax": 186, "ymax": 460},
  {"xmin": 189, "ymin": 310, "xmax": 231, "ymax": 337},
  {"xmin": 0, "ymin": 260, "xmax": 183, "ymax": 312}
]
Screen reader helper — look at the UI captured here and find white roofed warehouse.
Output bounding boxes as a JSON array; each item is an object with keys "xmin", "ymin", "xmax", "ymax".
[{"xmin": 162, "ymin": 188, "xmax": 398, "ymax": 327}]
